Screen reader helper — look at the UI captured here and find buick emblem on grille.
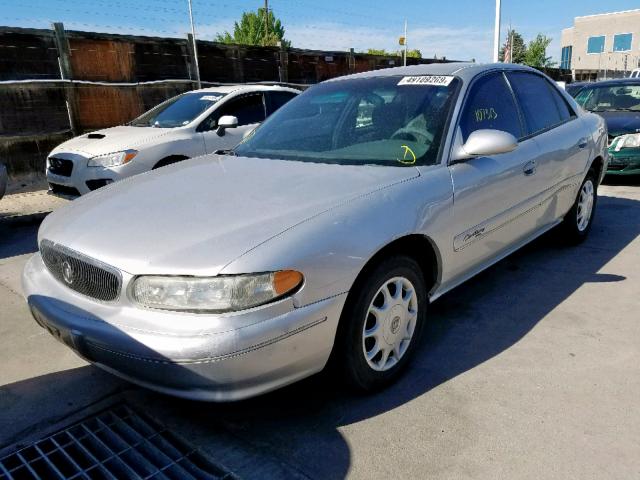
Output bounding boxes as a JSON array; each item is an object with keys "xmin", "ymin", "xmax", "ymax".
[{"xmin": 61, "ymin": 260, "xmax": 74, "ymax": 284}]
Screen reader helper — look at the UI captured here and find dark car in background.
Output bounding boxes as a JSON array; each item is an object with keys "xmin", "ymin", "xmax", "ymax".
[
  {"xmin": 565, "ymin": 81, "xmax": 589, "ymax": 98},
  {"xmin": 574, "ymin": 79, "xmax": 640, "ymax": 176}
]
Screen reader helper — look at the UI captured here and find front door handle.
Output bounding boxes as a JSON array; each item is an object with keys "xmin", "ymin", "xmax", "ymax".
[
  {"xmin": 523, "ymin": 160, "xmax": 537, "ymax": 176},
  {"xmin": 578, "ymin": 137, "xmax": 588, "ymax": 149}
]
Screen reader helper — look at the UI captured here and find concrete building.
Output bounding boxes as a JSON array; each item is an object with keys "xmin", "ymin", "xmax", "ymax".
[{"xmin": 561, "ymin": 9, "xmax": 640, "ymax": 81}]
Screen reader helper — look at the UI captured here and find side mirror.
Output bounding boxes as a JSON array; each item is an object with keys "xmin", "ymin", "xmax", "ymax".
[
  {"xmin": 452, "ymin": 129, "xmax": 518, "ymax": 162},
  {"xmin": 216, "ymin": 115, "xmax": 238, "ymax": 136}
]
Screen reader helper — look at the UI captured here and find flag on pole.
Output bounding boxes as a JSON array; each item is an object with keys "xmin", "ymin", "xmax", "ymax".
[{"xmin": 503, "ymin": 30, "xmax": 512, "ymax": 63}]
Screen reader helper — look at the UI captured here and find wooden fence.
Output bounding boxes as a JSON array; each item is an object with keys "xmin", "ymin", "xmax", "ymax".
[{"xmin": 0, "ymin": 24, "xmax": 458, "ymax": 176}]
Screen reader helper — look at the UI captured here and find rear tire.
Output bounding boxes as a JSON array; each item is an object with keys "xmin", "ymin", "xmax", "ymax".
[
  {"xmin": 560, "ymin": 169, "xmax": 598, "ymax": 244},
  {"xmin": 335, "ymin": 255, "xmax": 427, "ymax": 392}
]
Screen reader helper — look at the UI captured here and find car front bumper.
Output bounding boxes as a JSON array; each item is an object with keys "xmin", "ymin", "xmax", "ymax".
[
  {"xmin": 46, "ymin": 155, "xmax": 144, "ymax": 196},
  {"xmin": 606, "ymin": 149, "xmax": 640, "ymax": 175},
  {"xmin": 22, "ymin": 253, "xmax": 347, "ymax": 401}
]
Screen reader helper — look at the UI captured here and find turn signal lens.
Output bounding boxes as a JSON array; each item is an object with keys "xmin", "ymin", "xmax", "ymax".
[
  {"xmin": 123, "ymin": 150, "xmax": 138, "ymax": 163},
  {"xmin": 274, "ymin": 270, "xmax": 304, "ymax": 295}
]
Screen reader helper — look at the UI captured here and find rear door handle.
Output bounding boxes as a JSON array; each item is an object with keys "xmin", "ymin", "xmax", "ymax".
[{"xmin": 523, "ymin": 160, "xmax": 537, "ymax": 176}]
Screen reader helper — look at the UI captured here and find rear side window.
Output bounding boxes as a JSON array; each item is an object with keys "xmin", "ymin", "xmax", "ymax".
[
  {"xmin": 506, "ymin": 72, "xmax": 569, "ymax": 135},
  {"xmin": 459, "ymin": 72, "xmax": 522, "ymax": 142},
  {"xmin": 266, "ymin": 91, "xmax": 298, "ymax": 115}
]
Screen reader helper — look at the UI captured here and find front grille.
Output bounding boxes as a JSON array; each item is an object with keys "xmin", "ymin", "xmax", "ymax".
[
  {"xmin": 40, "ymin": 239, "xmax": 121, "ymax": 302},
  {"xmin": 0, "ymin": 404, "xmax": 235, "ymax": 479},
  {"xmin": 48, "ymin": 157, "xmax": 74, "ymax": 177}
]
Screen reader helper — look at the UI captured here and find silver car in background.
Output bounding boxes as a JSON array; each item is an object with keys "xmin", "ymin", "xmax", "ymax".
[{"xmin": 23, "ymin": 63, "xmax": 608, "ymax": 401}]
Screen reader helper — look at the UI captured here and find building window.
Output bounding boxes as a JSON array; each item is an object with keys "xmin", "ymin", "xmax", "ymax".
[
  {"xmin": 561, "ymin": 46, "xmax": 573, "ymax": 70},
  {"xmin": 613, "ymin": 33, "xmax": 632, "ymax": 52},
  {"xmin": 587, "ymin": 35, "xmax": 605, "ymax": 54}
]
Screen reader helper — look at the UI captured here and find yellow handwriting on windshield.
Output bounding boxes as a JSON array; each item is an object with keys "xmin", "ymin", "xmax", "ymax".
[{"xmin": 397, "ymin": 145, "xmax": 417, "ymax": 165}]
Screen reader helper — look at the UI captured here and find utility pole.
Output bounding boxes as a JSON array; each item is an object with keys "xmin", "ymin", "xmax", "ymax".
[
  {"xmin": 187, "ymin": 0, "xmax": 201, "ymax": 89},
  {"xmin": 264, "ymin": 0, "xmax": 269, "ymax": 46},
  {"xmin": 403, "ymin": 20, "xmax": 408, "ymax": 66},
  {"xmin": 493, "ymin": 0, "xmax": 501, "ymax": 63}
]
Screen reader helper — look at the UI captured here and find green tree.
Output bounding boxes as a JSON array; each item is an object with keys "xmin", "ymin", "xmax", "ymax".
[
  {"xmin": 523, "ymin": 34, "xmax": 556, "ymax": 68},
  {"xmin": 499, "ymin": 29, "xmax": 527, "ymax": 63},
  {"xmin": 215, "ymin": 7, "xmax": 289, "ymax": 47},
  {"xmin": 365, "ymin": 48, "xmax": 421, "ymax": 58},
  {"xmin": 366, "ymin": 49, "xmax": 389, "ymax": 56}
]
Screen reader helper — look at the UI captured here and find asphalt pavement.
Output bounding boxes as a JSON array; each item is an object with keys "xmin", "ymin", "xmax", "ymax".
[{"xmin": 1, "ymin": 180, "xmax": 639, "ymax": 479}]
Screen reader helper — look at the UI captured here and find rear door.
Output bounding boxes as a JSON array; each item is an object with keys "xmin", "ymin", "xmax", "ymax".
[
  {"xmin": 200, "ymin": 93, "xmax": 266, "ymax": 153},
  {"xmin": 447, "ymin": 71, "xmax": 545, "ymax": 281},
  {"xmin": 505, "ymin": 71, "xmax": 589, "ymax": 222}
]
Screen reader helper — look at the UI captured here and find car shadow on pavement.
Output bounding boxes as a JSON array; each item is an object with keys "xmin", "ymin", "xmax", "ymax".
[
  {"xmin": 601, "ymin": 174, "xmax": 640, "ymax": 186},
  {"xmin": 0, "ymin": 221, "xmax": 40, "ymax": 259},
  {"xmin": 4, "ymin": 193, "xmax": 640, "ymax": 479}
]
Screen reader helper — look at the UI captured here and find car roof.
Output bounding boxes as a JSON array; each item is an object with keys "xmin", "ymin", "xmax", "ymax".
[
  {"xmin": 325, "ymin": 62, "xmax": 545, "ymax": 83},
  {"xmin": 190, "ymin": 84, "xmax": 300, "ymax": 95}
]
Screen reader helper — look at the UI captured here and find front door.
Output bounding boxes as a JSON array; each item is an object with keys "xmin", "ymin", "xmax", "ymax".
[{"xmin": 201, "ymin": 93, "xmax": 266, "ymax": 153}]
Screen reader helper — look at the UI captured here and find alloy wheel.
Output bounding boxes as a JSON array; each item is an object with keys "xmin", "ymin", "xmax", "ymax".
[
  {"xmin": 576, "ymin": 179, "xmax": 595, "ymax": 232},
  {"xmin": 362, "ymin": 276, "xmax": 418, "ymax": 372}
]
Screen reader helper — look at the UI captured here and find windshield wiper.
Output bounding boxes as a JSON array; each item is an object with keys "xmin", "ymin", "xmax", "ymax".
[{"xmin": 591, "ymin": 107, "xmax": 639, "ymax": 112}]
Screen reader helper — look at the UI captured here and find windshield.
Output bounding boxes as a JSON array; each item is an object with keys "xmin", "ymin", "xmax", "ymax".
[
  {"xmin": 130, "ymin": 92, "xmax": 226, "ymax": 128},
  {"xmin": 234, "ymin": 75, "xmax": 460, "ymax": 166},
  {"xmin": 574, "ymin": 83, "xmax": 640, "ymax": 112}
]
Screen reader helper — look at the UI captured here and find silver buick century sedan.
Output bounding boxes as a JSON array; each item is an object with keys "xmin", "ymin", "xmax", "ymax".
[{"xmin": 23, "ymin": 63, "xmax": 608, "ymax": 401}]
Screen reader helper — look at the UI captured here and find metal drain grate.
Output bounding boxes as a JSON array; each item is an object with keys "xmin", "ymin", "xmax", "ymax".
[{"xmin": 0, "ymin": 405, "xmax": 236, "ymax": 480}]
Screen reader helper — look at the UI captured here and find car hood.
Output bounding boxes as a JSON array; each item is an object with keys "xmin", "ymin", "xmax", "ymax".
[
  {"xmin": 50, "ymin": 125, "xmax": 176, "ymax": 157},
  {"xmin": 39, "ymin": 155, "xmax": 420, "ymax": 275},
  {"xmin": 598, "ymin": 111, "xmax": 640, "ymax": 138}
]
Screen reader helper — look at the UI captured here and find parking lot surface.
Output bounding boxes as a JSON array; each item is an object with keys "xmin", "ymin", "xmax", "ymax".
[{"xmin": 1, "ymin": 181, "xmax": 639, "ymax": 479}]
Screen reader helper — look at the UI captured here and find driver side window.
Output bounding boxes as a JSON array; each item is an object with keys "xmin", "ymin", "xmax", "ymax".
[
  {"xmin": 459, "ymin": 72, "xmax": 523, "ymax": 142},
  {"xmin": 201, "ymin": 94, "xmax": 266, "ymax": 131}
]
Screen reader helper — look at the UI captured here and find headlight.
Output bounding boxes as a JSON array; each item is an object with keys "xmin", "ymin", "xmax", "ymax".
[
  {"xmin": 130, "ymin": 270, "xmax": 303, "ymax": 312},
  {"xmin": 87, "ymin": 149, "xmax": 138, "ymax": 167},
  {"xmin": 612, "ymin": 133, "xmax": 640, "ymax": 151}
]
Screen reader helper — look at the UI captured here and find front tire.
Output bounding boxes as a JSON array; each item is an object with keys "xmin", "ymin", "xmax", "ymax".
[
  {"xmin": 560, "ymin": 169, "xmax": 598, "ymax": 244},
  {"xmin": 336, "ymin": 255, "xmax": 427, "ymax": 392}
]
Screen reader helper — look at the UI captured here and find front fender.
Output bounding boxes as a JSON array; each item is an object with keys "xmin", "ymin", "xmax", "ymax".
[{"xmin": 220, "ymin": 168, "xmax": 454, "ymax": 307}]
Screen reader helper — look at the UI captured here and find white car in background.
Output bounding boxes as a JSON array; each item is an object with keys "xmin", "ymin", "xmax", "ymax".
[{"xmin": 46, "ymin": 85, "xmax": 299, "ymax": 196}]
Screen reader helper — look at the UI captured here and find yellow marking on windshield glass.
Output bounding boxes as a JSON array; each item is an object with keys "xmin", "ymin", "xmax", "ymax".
[
  {"xmin": 397, "ymin": 145, "xmax": 417, "ymax": 164},
  {"xmin": 474, "ymin": 107, "xmax": 498, "ymax": 122}
]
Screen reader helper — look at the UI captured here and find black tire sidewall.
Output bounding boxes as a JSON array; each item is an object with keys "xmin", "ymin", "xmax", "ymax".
[{"xmin": 338, "ymin": 255, "xmax": 428, "ymax": 392}]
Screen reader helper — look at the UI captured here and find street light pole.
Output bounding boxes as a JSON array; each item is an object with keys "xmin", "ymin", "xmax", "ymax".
[
  {"xmin": 404, "ymin": 19, "xmax": 408, "ymax": 66},
  {"xmin": 493, "ymin": 0, "xmax": 501, "ymax": 62},
  {"xmin": 187, "ymin": 0, "xmax": 201, "ymax": 89}
]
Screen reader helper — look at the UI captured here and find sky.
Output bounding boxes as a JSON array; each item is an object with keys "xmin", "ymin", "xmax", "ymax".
[{"xmin": 2, "ymin": 0, "xmax": 639, "ymax": 62}]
